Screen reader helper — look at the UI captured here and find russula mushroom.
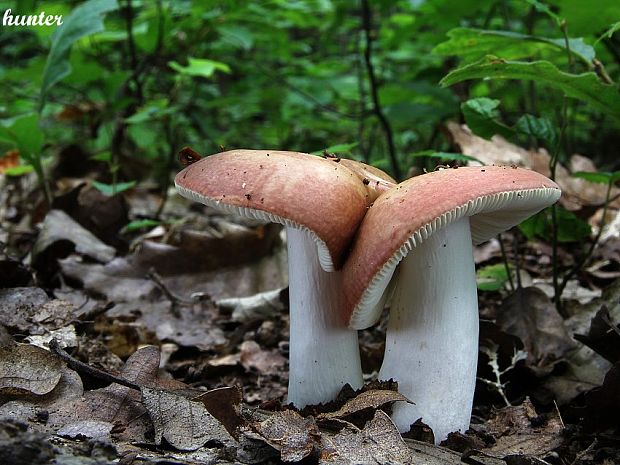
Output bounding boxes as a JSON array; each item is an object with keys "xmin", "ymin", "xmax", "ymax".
[
  {"xmin": 341, "ymin": 166, "xmax": 561, "ymax": 442},
  {"xmin": 175, "ymin": 149, "xmax": 394, "ymax": 407}
]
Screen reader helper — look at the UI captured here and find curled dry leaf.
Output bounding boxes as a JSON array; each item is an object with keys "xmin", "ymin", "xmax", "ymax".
[
  {"xmin": 318, "ymin": 389, "xmax": 412, "ymax": 421},
  {"xmin": 0, "ymin": 343, "xmax": 62, "ymax": 396},
  {"xmin": 142, "ymin": 387, "xmax": 235, "ymax": 451},
  {"xmin": 574, "ymin": 306, "xmax": 620, "ymax": 363},
  {"xmin": 195, "ymin": 386, "xmax": 244, "ymax": 438},
  {"xmin": 32, "ymin": 209, "xmax": 116, "ymax": 264},
  {"xmin": 320, "ymin": 410, "xmax": 413, "ymax": 464},
  {"xmin": 251, "ymin": 409, "xmax": 321, "ymax": 462}
]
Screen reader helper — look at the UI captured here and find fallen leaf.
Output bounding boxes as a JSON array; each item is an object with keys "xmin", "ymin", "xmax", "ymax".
[
  {"xmin": 26, "ymin": 325, "xmax": 78, "ymax": 350},
  {"xmin": 574, "ymin": 306, "xmax": 620, "ymax": 363},
  {"xmin": 318, "ymin": 389, "xmax": 412, "ymax": 421},
  {"xmin": 496, "ymin": 287, "xmax": 576, "ymax": 373},
  {"xmin": 483, "ymin": 398, "xmax": 563, "ymax": 458},
  {"xmin": 251, "ymin": 409, "xmax": 321, "ymax": 462},
  {"xmin": 0, "ymin": 287, "xmax": 49, "ymax": 332},
  {"xmin": 0, "ymin": 344, "xmax": 62, "ymax": 396},
  {"xmin": 32, "ymin": 209, "xmax": 116, "ymax": 264},
  {"xmin": 142, "ymin": 387, "xmax": 235, "ymax": 451},
  {"xmin": 240, "ymin": 340, "xmax": 287, "ymax": 376},
  {"xmin": 195, "ymin": 386, "xmax": 244, "ymax": 437},
  {"xmin": 57, "ymin": 420, "xmax": 114, "ymax": 442},
  {"xmin": 583, "ymin": 362, "xmax": 620, "ymax": 431},
  {"xmin": 321, "ymin": 410, "xmax": 414, "ymax": 464}
]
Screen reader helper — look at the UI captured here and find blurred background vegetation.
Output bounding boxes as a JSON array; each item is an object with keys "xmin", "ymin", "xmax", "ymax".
[{"xmin": 0, "ymin": 0, "xmax": 619, "ymax": 201}]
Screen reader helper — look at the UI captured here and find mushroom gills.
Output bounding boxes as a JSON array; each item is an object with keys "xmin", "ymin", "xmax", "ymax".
[
  {"xmin": 378, "ymin": 216, "xmax": 479, "ymax": 442},
  {"xmin": 286, "ymin": 227, "xmax": 364, "ymax": 407}
]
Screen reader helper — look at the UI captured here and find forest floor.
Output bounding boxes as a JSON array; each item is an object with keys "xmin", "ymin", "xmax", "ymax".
[{"xmin": 1, "ymin": 128, "xmax": 620, "ymax": 464}]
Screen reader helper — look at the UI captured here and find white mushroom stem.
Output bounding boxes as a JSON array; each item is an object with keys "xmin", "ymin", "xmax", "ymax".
[
  {"xmin": 286, "ymin": 227, "xmax": 364, "ymax": 407},
  {"xmin": 378, "ymin": 217, "xmax": 479, "ymax": 443}
]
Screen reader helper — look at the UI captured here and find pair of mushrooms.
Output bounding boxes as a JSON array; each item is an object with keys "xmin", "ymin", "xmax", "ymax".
[{"xmin": 175, "ymin": 149, "xmax": 560, "ymax": 442}]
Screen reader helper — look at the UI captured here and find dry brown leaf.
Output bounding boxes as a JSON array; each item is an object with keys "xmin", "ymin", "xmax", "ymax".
[
  {"xmin": 0, "ymin": 344, "xmax": 62, "ymax": 396},
  {"xmin": 0, "ymin": 150, "xmax": 20, "ymax": 173},
  {"xmin": 32, "ymin": 209, "xmax": 116, "ymax": 264},
  {"xmin": 57, "ymin": 420, "xmax": 114, "ymax": 442},
  {"xmin": 240, "ymin": 340, "xmax": 287, "ymax": 376},
  {"xmin": 49, "ymin": 346, "xmax": 163, "ymax": 442},
  {"xmin": 0, "ymin": 287, "xmax": 49, "ymax": 332},
  {"xmin": 318, "ymin": 389, "xmax": 412, "ymax": 421},
  {"xmin": 483, "ymin": 398, "xmax": 563, "ymax": 458},
  {"xmin": 251, "ymin": 409, "xmax": 321, "ymax": 462},
  {"xmin": 496, "ymin": 287, "xmax": 576, "ymax": 373},
  {"xmin": 445, "ymin": 122, "xmax": 620, "ymax": 212},
  {"xmin": 195, "ymin": 386, "xmax": 244, "ymax": 438},
  {"xmin": 142, "ymin": 387, "xmax": 235, "ymax": 451},
  {"xmin": 320, "ymin": 410, "xmax": 413, "ymax": 464}
]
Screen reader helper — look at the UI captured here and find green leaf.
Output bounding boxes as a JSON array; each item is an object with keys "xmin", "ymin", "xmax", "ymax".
[
  {"xmin": 40, "ymin": 0, "xmax": 119, "ymax": 111},
  {"xmin": 440, "ymin": 57, "xmax": 620, "ymax": 122},
  {"xmin": 514, "ymin": 114, "xmax": 557, "ymax": 147},
  {"xmin": 519, "ymin": 207, "xmax": 591, "ymax": 243},
  {"xmin": 596, "ymin": 21, "xmax": 620, "ymax": 44},
  {"xmin": 1, "ymin": 114, "xmax": 44, "ymax": 163},
  {"xmin": 410, "ymin": 150, "xmax": 484, "ymax": 165},
  {"xmin": 122, "ymin": 219, "xmax": 162, "ymax": 233},
  {"xmin": 311, "ymin": 143, "xmax": 359, "ymax": 155},
  {"xmin": 169, "ymin": 58, "xmax": 231, "ymax": 78},
  {"xmin": 476, "ymin": 263, "xmax": 509, "ymax": 291},
  {"xmin": 4, "ymin": 164, "xmax": 34, "ymax": 176},
  {"xmin": 461, "ymin": 98, "xmax": 514, "ymax": 139},
  {"xmin": 433, "ymin": 28, "xmax": 594, "ymax": 65},
  {"xmin": 217, "ymin": 25, "xmax": 254, "ymax": 50},
  {"xmin": 572, "ymin": 170, "xmax": 620, "ymax": 184},
  {"xmin": 91, "ymin": 180, "xmax": 136, "ymax": 196},
  {"xmin": 524, "ymin": 0, "xmax": 561, "ymax": 26}
]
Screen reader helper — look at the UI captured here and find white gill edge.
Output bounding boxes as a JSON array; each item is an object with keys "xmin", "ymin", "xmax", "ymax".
[
  {"xmin": 175, "ymin": 183, "xmax": 335, "ymax": 271},
  {"xmin": 348, "ymin": 186, "xmax": 561, "ymax": 329}
]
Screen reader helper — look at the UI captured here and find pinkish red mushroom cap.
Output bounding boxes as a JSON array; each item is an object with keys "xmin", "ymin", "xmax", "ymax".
[
  {"xmin": 342, "ymin": 165, "xmax": 561, "ymax": 328},
  {"xmin": 175, "ymin": 149, "xmax": 394, "ymax": 270}
]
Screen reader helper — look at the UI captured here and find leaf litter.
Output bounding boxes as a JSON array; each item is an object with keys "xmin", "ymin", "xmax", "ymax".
[{"xmin": 2, "ymin": 140, "xmax": 620, "ymax": 464}]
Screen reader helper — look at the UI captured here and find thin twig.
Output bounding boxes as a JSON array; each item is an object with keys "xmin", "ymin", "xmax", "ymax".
[
  {"xmin": 498, "ymin": 233, "xmax": 515, "ymax": 292},
  {"xmin": 361, "ymin": 0, "xmax": 401, "ymax": 180},
  {"xmin": 49, "ymin": 338, "xmax": 140, "ymax": 391}
]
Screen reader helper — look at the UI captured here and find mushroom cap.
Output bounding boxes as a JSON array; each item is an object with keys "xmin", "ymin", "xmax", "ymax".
[
  {"xmin": 338, "ymin": 159, "xmax": 396, "ymax": 201},
  {"xmin": 175, "ymin": 149, "xmax": 386, "ymax": 271},
  {"xmin": 342, "ymin": 165, "xmax": 561, "ymax": 329}
]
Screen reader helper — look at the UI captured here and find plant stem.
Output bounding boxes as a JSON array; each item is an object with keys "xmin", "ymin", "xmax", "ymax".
[
  {"xmin": 360, "ymin": 0, "xmax": 401, "ymax": 180},
  {"xmin": 498, "ymin": 233, "xmax": 515, "ymax": 292}
]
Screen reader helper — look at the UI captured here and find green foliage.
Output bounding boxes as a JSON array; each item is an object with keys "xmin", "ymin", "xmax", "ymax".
[
  {"xmin": 519, "ymin": 207, "xmax": 592, "ymax": 243},
  {"xmin": 40, "ymin": 0, "xmax": 119, "ymax": 110},
  {"xmin": 441, "ymin": 57, "xmax": 620, "ymax": 122},
  {"xmin": 122, "ymin": 219, "xmax": 162, "ymax": 233},
  {"xmin": 461, "ymin": 98, "xmax": 514, "ymax": 139},
  {"xmin": 434, "ymin": 28, "xmax": 594, "ymax": 65},
  {"xmin": 476, "ymin": 263, "xmax": 510, "ymax": 291},
  {"xmin": 410, "ymin": 151, "xmax": 483, "ymax": 164},
  {"xmin": 91, "ymin": 180, "xmax": 136, "ymax": 196},
  {"xmin": 168, "ymin": 58, "xmax": 231, "ymax": 78},
  {"xmin": 572, "ymin": 171, "xmax": 620, "ymax": 184}
]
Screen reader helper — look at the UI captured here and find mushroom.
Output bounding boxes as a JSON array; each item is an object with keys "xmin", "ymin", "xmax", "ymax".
[
  {"xmin": 341, "ymin": 166, "xmax": 561, "ymax": 442},
  {"xmin": 175, "ymin": 149, "xmax": 394, "ymax": 407}
]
